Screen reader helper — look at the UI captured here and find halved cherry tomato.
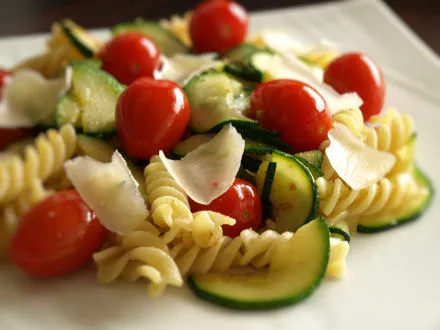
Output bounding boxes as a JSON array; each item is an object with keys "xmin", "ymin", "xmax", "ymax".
[
  {"xmin": 190, "ymin": 0, "xmax": 248, "ymax": 53},
  {"xmin": 99, "ymin": 32, "xmax": 161, "ymax": 85},
  {"xmin": 189, "ymin": 178, "xmax": 263, "ymax": 237},
  {"xmin": 0, "ymin": 127, "xmax": 34, "ymax": 150},
  {"xmin": 9, "ymin": 190, "xmax": 109, "ymax": 278},
  {"xmin": 324, "ymin": 52, "xmax": 385, "ymax": 121},
  {"xmin": 249, "ymin": 79, "xmax": 333, "ymax": 152},
  {"xmin": 116, "ymin": 77, "xmax": 190, "ymax": 159}
]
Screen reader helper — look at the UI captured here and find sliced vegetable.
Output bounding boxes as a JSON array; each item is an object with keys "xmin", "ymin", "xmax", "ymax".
[
  {"xmin": 188, "ymin": 217, "xmax": 330, "ymax": 310},
  {"xmin": 113, "ymin": 19, "xmax": 188, "ymax": 56},
  {"xmin": 223, "ymin": 43, "xmax": 260, "ymax": 63},
  {"xmin": 260, "ymin": 161, "xmax": 276, "ymax": 219},
  {"xmin": 295, "ymin": 150, "xmax": 322, "ymax": 169},
  {"xmin": 61, "ymin": 19, "xmax": 102, "ymax": 58},
  {"xmin": 0, "ymin": 68, "xmax": 72, "ymax": 128},
  {"xmin": 64, "ymin": 151, "xmax": 148, "ymax": 234},
  {"xmin": 357, "ymin": 164, "xmax": 434, "ymax": 233},
  {"xmin": 325, "ymin": 123, "xmax": 396, "ymax": 190},
  {"xmin": 56, "ymin": 62, "xmax": 124, "ymax": 134},
  {"xmin": 159, "ymin": 124, "xmax": 245, "ymax": 205},
  {"xmin": 255, "ymin": 150, "xmax": 319, "ymax": 232},
  {"xmin": 184, "ymin": 71, "xmax": 254, "ymax": 133},
  {"xmin": 329, "ymin": 220, "xmax": 350, "ymax": 242}
]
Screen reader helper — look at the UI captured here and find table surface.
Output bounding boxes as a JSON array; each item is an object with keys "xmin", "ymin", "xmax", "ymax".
[{"xmin": 0, "ymin": 0, "xmax": 439, "ymax": 55}]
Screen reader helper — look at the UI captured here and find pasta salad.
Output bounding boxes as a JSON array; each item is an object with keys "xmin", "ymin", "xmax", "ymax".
[{"xmin": 0, "ymin": 0, "xmax": 433, "ymax": 310}]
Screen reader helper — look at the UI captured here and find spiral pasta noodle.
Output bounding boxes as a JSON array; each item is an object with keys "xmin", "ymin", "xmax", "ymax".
[
  {"xmin": 0, "ymin": 178, "xmax": 52, "ymax": 258},
  {"xmin": 299, "ymin": 49, "xmax": 339, "ymax": 69},
  {"xmin": 93, "ymin": 225, "xmax": 183, "ymax": 298},
  {"xmin": 171, "ymin": 227, "xmax": 293, "ymax": 277},
  {"xmin": 317, "ymin": 172, "xmax": 422, "ymax": 224},
  {"xmin": 362, "ymin": 108, "xmax": 414, "ymax": 153},
  {"xmin": 144, "ymin": 155, "xmax": 193, "ymax": 230},
  {"xmin": 333, "ymin": 107, "xmax": 364, "ymax": 136},
  {"xmin": 326, "ymin": 237, "xmax": 349, "ymax": 279},
  {"xmin": 0, "ymin": 125, "xmax": 76, "ymax": 206},
  {"xmin": 144, "ymin": 156, "xmax": 234, "ymax": 248}
]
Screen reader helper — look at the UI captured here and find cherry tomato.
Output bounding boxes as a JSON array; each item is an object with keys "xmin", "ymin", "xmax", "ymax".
[
  {"xmin": 249, "ymin": 79, "xmax": 333, "ymax": 152},
  {"xmin": 0, "ymin": 127, "xmax": 34, "ymax": 150},
  {"xmin": 190, "ymin": 0, "xmax": 248, "ymax": 53},
  {"xmin": 0, "ymin": 69, "xmax": 10, "ymax": 90},
  {"xmin": 9, "ymin": 190, "xmax": 109, "ymax": 278},
  {"xmin": 189, "ymin": 178, "xmax": 263, "ymax": 237},
  {"xmin": 324, "ymin": 52, "xmax": 385, "ymax": 121},
  {"xmin": 116, "ymin": 77, "xmax": 190, "ymax": 159},
  {"xmin": 99, "ymin": 32, "xmax": 161, "ymax": 85}
]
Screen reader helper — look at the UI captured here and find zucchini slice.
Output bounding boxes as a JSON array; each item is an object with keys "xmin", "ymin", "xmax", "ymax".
[
  {"xmin": 112, "ymin": 19, "xmax": 188, "ymax": 56},
  {"xmin": 55, "ymin": 63, "xmax": 125, "ymax": 134},
  {"xmin": 255, "ymin": 150, "xmax": 319, "ymax": 232},
  {"xmin": 295, "ymin": 150, "xmax": 322, "ymax": 169},
  {"xmin": 357, "ymin": 164, "xmax": 434, "ymax": 233},
  {"xmin": 188, "ymin": 217, "xmax": 330, "ymax": 310},
  {"xmin": 184, "ymin": 71, "xmax": 254, "ymax": 133},
  {"xmin": 223, "ymin": 43, "xmax": 260, "ymax": 63},
  {"xmin": 61, "ymin": 19, "xmax": 101, "ymax": 58},
  {"xmin": 329, "ymin": 220, "xmax": 350, "ymax": 242}
]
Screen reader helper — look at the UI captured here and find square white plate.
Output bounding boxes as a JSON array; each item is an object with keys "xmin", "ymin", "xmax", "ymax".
[{"xmin": 1, "ymin": 0, "xmax": 440, "ymax": 329}]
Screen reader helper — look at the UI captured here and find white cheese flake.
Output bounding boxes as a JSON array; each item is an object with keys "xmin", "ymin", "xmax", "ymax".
[
  {"xmin": 0, "ymin": 67, "xmax": 72, "ymax": 128},
  {"xmin": 154, "ymin": 53, "xmax": 223, "ymax": 86},
  {"xmin": 325, "ymin": 123, "xmax": 396, "ymax": 190},
  {"xmin": 64, "ymin": 151, "xmax": 148, "ymax": 234},
  {"xmin": 159, "ymin": 124, "xmax": 245, "ymax": 205}
]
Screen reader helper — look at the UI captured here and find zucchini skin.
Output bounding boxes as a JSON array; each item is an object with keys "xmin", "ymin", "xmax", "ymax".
[{"xmin": 357, "ymin": 164, "xmax": 434, "ymax": 233}]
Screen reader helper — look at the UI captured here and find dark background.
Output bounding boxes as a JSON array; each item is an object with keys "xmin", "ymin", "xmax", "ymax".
[{"xmin": 0, "ymin": 0, "xmax": 439, "ymax": 54}]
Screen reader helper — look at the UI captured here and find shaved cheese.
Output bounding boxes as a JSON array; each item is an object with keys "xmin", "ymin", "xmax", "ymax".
[
  {"xmin": 325, "ymin": 123, "xmax": 396, "ymax": 190},
  {"xmin": 64, "ymin": 151, "xmax": 148, "ymax": 234},
  {"xmin": 159, "ymin": 124, "xmax": 245, "ymax": 205},
  {"xmin": 263, "ymin": 53, "xmax": 363, "ymax": 114},
  {"xmin": 0, "ymin": 67, "xmax": 72, "ymax": 128},
  {"xmin": 255, "ymin": 30, "xmax": 307, "ymax": 53},
  {"xmin": 155, "ymin": 54, "xmax": 223, "ymax": 86}
]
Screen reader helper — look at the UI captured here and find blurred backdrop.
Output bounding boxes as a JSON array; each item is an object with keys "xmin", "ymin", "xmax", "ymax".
[{"xmin": 0, "ymin": 0, "xmax": 439, "ymax": 53}]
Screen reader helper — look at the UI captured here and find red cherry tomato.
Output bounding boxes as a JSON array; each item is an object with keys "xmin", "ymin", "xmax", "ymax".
[
  {"xmin": 324, "ymin": 52, "xmax": 385, "ymax": 121},
  {"xmin": 189, "ymin": 178, "xmax": 263, "ymax": 237},
  {"xmin": 0, "ymin": 69, "xmax": 10, "ymax": 90},
  {"xmin": 9, "ymin": 190, "xmax": 109, "ymax": 278},
  {"xmin": 116, "ymin": 77, "xmax": 190, "ymax": 159},
  {"xmin": 190, "ymin": 0, "xmax": 248, "ymax": 53},
  {"xmin": 249, "ymin": 79, "xmax": 333, "ymax": 152},
  {"xmin": 0, "ymin": 127, "xmax": 34, "ymax": 150},
  {"xmin": 99, "ymin": 32, "xmax": 161, "ymax": 85}
]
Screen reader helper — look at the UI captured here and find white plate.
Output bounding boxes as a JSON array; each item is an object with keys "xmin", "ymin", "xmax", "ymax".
[{"xmin": 1, "ymin": 0, "xmax": 440, "ymax": 329}]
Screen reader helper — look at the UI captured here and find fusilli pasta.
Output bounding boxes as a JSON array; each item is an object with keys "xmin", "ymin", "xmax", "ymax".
[
  {"xmin": 326, "ymin": 237, "xmax": 349, "ymax": 279},
  {"xmin": 144, "ymin": 156, "xmax": 234, "ymax": 248},
  {"xmin": 171, "ymin": 228, "xmax": 293, "ymax": 276},
  {"xmin": 93, "ymin": 227, "xmax": 183, "ymax": 298},
  {"xmin": 317, "ymin": 172, "xmax": 422, "ymax": 224},
  {"xmin": 0, "ymin": 124, "xmax": 76, "ymax": 205}
]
